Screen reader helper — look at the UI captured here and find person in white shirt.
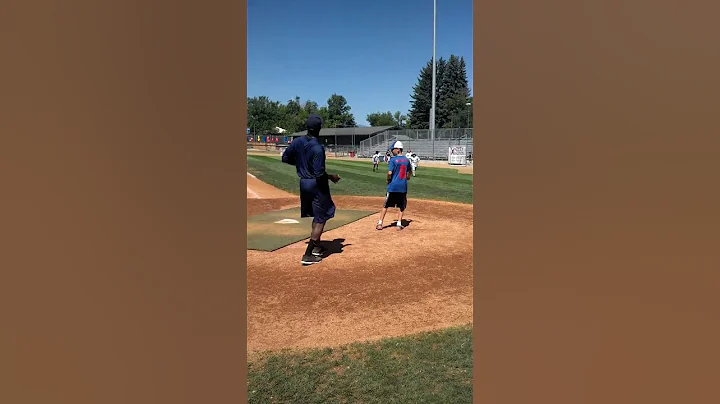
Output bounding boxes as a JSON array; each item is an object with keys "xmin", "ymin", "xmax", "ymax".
[
  {"xmin": 371, "ymin": 151, "xmax": 380, "ymax": 172},
  {"xmin": 409, "ymin": 153, "xmax": 420, "ymax": 176}
]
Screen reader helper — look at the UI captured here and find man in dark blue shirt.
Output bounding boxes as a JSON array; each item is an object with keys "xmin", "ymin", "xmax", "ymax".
[
  {"xmin": 376, "ymin": 140, "xmax": 412, "ymax": 231},
  {"xmin": 282, "ymin": 114, "xmax": 341, "ymax": 265}
]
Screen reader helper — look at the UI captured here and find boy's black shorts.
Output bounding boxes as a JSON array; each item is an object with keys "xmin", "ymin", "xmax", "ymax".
[{"xmin": 383, "ymin": 192, "xmax": 407, "ymax": 211}]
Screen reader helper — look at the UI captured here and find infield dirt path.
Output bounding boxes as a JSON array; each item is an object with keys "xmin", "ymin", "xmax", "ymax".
[
  {"xmin": 246, "ymin": 172, "xmax": 295, "ymax": 199},
  {"xmin": 246, "ymin": 177, "xmax": 473, "ymax": 353}
]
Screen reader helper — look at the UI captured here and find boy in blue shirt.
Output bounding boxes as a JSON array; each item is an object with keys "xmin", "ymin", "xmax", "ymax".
[{"xmin": 376, "ymin": 141, "xmax": 413, "ymax": 231}]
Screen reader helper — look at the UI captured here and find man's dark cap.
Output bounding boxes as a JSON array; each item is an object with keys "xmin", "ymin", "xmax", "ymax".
[{"xmin": 306, "ymin": 114, "xmax": 323, "ymax": 133}]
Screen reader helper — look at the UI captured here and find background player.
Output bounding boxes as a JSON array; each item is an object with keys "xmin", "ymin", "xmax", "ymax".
[
  {"xmin": 409, "ymin": 152, "xmax": 420, "ymax": 176},
  {"xmin": 376, "ymin": 141, "xmax": 412, "ymax": 231},
  {"xmin": 281, "ymin": 114, "xmax": 341, "ymax": 265},
  {"xmin": 372, "ymin": 151, "xmax": 380, "ymax": 172}
]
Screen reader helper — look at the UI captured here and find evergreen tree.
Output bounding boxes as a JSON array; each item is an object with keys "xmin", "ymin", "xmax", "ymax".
[
  {"xmin": 407, "ymin": 60, "xmax": 432, "ymax": 128},
  {"xmin": 455, "ymin": 57, "xmax": 472, "ymax": 128},
  {"xmin": 438, "ymin": 55, "xmax": 471, "ymax": 128},
  {"xmin": 435, "ymin": 58, "xmax": 447, "ymax": 125},
  {"xmin": 408, "ymin": 55, "xmax": 470, "ymax": 130},
  {"xmin": 408, "ymin": 58, "xmax": 445, "ymax": 129}
]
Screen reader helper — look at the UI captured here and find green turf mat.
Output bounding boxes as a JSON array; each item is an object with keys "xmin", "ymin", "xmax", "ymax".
[{"xmin": 247, "ymin": 208, "xmax": 376, "ymax": 251}]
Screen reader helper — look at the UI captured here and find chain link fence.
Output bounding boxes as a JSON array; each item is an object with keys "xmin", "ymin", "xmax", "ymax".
[{"xmin": 357, "ymin": 128, "xmax": 473, "ymax": 160}]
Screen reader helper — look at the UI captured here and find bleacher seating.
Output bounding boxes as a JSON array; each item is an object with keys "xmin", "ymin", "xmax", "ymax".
[{"xmin": 359, "ymin": 137, "xmax": 473, "ymax": 160}]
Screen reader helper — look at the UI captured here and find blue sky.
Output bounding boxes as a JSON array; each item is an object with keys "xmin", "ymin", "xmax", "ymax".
[{"xmin": 248, "ymin": 0, "xmax": 473, "ymax": 126}]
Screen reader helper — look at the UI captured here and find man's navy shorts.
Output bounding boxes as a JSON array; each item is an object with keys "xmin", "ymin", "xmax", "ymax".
[{"xmin": 299, "ymin": 178, "xmax": 336, "ymax": 224}]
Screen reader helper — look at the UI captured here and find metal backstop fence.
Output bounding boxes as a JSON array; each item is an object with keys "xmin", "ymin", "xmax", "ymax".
[{"xmin": 357, "ymin": 128, "xmax": 473, "ymax": 160}]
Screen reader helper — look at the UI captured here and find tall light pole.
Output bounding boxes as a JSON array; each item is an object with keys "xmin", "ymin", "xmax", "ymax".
[
  {"xmin": 430, "ymin": 0, "xmax": 437, "ymax": 140},
  {"xmin": 465, "ymin": 101, "xmax": 471, "ymax": 128},
  {"xmin": 430, "ymin": 0, "xmax": 437, "ymax": 157}
]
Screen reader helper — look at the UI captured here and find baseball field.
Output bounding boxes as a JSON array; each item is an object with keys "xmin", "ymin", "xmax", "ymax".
[{"xmin": 246, "ymin": 154, "xmax": 474, "ymax": 403}]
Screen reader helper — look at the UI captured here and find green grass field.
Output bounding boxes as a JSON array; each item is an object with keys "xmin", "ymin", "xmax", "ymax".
[
  {"xmin": 248, "ymin": 325, "xmax": 473, "ymax": 404},
  {"xmin": 247, "ymin": 155, "xmax": 473, "ymax": 204}
]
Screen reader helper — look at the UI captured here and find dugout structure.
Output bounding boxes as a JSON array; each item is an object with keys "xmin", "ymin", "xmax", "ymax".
[{"xmin": 285, "ymin": 126, "xmax": 396, "ymax": 149}]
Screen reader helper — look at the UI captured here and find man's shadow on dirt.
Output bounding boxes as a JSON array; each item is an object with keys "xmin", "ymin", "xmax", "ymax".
[
  {"xmin": 380, "ymin": 219, "xmax": 413, "ymax": 230},
  {"xmin": 305, "ymin": 238, "xmax": 351, "ymax": 258}
]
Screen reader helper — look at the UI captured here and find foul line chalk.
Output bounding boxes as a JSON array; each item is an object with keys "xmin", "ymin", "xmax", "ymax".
[{"xmin": 247, "ymin": 186, "xmax": 260, "ymax": 198}]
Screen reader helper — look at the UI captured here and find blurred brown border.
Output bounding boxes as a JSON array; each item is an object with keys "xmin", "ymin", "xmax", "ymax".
[
  {"xmin": 1, "ymin": 1, "xmax": 247, "ymax": 403},
  {"xmin": 473, "ymin": 0, "xmax": 720, "ymax": 403}
]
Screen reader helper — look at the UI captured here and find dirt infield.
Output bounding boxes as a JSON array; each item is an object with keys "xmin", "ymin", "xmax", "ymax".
[
  {"xmin": 246, "ymin": 178, "xmax": 473, "ymax": 353},
  {"xmin": 247, "ymin": 172, "xmax": 295, "ymax": 199}
]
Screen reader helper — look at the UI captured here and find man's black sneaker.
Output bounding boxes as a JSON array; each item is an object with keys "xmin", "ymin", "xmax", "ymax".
[
  {"xmin": 301, "ymin": 255, "xmax": 322, "ymax": 265},
  {"xmin": 311, "ymin": 245, "xmax": 326, "ymax": 257}
]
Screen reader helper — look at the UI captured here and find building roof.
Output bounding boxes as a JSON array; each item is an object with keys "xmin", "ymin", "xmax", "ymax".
[{"xmin": 287, "ymin": 126, "xmax": 395, "ymax": 137}]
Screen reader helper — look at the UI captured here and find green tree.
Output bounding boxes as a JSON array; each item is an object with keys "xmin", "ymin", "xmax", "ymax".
[
  {"xmin": 280, "ymin": 96, "xmax": 305, "ymax": 133},
  {"xmin": 295, "ymin": 100, "xmax": 319, "ymax": 130},
  {"xmin": 438, "ymin": 55, "xmax": 471, "ymax": 128},
  {"xmin": 407, "ymin": 60, "xmax": 432, "ymax": 129},
  {"xmin": 325, "ymin": 94, "xmax": 356, "ymax": 127},
  {"xmin": 393, "ymin": 111, "xmax": 408, "ymax": 127},
  {"xmin": 366, "ymin": 111, "xmax": 396, "ymax": 126},
  {"xmin": 407, "ymin": 55, "xmax": 470, "ymax": 129},
  {"xmin": 247, "ymin": 96, "xmax": 282, "ymax": 134},
  {"xmin": 246, "ymin": 95, "xmax": 358, "ymax": 134},
  {"xmin": 317, "ymin": 106, "xmax": 331, "ymax": 127},
  {"xmin": 303, "ymin": 100, "xmax": 319, "ymax": 114},
  {"xmin": 407, "ymin": 58, "xmax": 446, "ymax": 129}
]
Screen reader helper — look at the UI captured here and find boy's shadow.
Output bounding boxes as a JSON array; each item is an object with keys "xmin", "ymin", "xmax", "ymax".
[
  {"xmin": 381, "ymin": 219, "xmax": 413, "ymax": 230},
  {"xmin": 306, "ymin": 238, "xmax": 351, "ymax": 258}
]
